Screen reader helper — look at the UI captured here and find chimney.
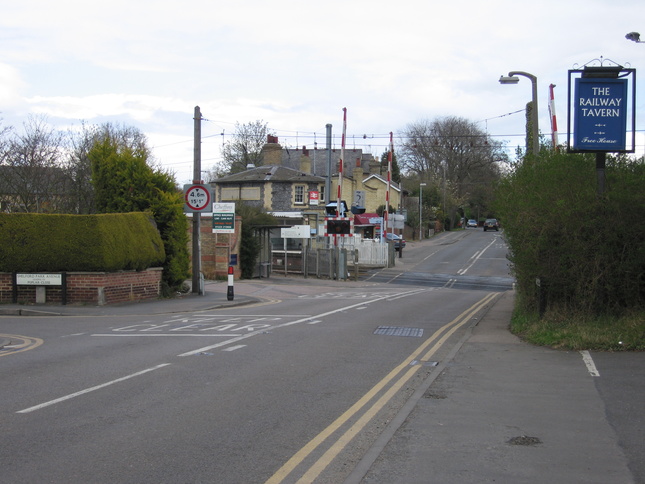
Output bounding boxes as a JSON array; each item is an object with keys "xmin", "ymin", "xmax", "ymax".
[
  {"xmin": 353, "ymin": 157, "xmax": 364, "ymax": 185},
  {"xmin": 300, "ymin": 145, "xmax": 311, "ymax": 174},
  {"xmin": 261, "ymin": 135, "xmax": 282, "ymax": 166}
]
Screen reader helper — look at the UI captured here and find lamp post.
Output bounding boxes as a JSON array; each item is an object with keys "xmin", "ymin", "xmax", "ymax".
[
  {"xmin": 419, "ymin": 183, "xmax": 426, "ymax": 240},
  {"xmin": 499, "ymin": 71, "xmax": 539, "ymax": 156},
  {"xmin": 625, "ymin": 32, "xmax": 643, "ymax": 43}
]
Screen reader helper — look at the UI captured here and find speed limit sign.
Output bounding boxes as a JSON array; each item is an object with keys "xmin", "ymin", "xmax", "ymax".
[{"xmin": 183, "ymin": 184, "xmax": 212, "ymax": 212}]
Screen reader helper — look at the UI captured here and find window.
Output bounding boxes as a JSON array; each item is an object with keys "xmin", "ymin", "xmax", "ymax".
[
  {"xmin": 294, "ymin": 185, "xmax": 305, "ymax": 204},
  {"xmin": 241, "ymin": 187, "xmax": 260, "ymax": 200},
  {"xmin": 221, "ymin": 187, "xmax": 239, "ymax": 200}
]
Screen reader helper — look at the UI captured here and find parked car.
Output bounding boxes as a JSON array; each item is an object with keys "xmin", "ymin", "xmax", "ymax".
[
  {"xmin": 483, "ymin": 218, "xmax": 499, "ymax": 231},
  {"xmin": 466, "ymin": 219, "xmax": 478, "ymax": 228},
  {"xmin": 385, "ymin": 232, "xmax": 406, "ymax": 250}
]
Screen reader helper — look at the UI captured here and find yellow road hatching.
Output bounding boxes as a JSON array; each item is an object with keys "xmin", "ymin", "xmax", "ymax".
[{"xmin": 0, "ymin": 334, "xmax": 44, "ymax": 357}]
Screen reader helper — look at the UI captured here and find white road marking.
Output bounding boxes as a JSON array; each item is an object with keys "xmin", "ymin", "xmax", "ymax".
[
  {"xmin": 17, "ymin": 363, "xmax": 171, "ymax": 414},
  {"xmin": 458, "ymin": 238, "xmax": 496, "ymax": 275},
  {"xmin": 580, "ymin": 350, "xmax": 600, "ymax": 377},
  {"xmin": 222, "ymin": 345, "xmax": 246, "ymax": 352},
  {"xmin": 178, "ymin": 288, "xmax": 428, "ymax": 357},
  {"xmin": 92, "ymin": 333, "xmax": 239, "ymax": 337}
]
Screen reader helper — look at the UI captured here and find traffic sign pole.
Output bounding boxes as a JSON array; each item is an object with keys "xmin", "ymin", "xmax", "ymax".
[{"xmin": 192, "ymin": 106, "xmax": 203, "ymax": 295}]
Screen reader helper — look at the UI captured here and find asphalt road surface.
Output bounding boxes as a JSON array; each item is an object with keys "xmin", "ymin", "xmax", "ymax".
[{"xmin": 1, "ymin": 230, "xmax": 642, "ymax": 483}]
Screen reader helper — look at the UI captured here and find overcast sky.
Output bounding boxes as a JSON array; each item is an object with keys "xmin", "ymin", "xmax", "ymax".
[{"xmin": 2, "ymin": 0, "xmax": 643, "ymax": 184}]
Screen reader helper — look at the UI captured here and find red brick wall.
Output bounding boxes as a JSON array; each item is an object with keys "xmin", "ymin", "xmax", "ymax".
[
  {"xmin": 0, "ymin": 268, "xmax": 162, "ymax": 306},
  {"xmin": 188, "ymin": 215, "xmax": 242, "ymax": 279}
]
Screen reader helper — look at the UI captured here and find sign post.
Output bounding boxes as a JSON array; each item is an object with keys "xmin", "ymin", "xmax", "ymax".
[
  {"xmin": 567, "ymin": 63, "xmax": 636, "ymax": 196},
  {"xmin": 184, "ymin": 182, "xmax": 212, "ymax": 295}
]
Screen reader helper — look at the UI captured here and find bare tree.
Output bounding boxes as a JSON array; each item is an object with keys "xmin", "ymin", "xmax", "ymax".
[
  {"xmin": 211, "ymin": 120, "xmax": 272, "ymax": 176},
  {"xmin": 64, "ymin": 122, "xmax": 99, "ymax": 213},
  {"xmin": 1, "ymin": 115, "xmax": 66, "ymax": 212},
  {"xmin": 399, "ymin": 116, "xmax": 508, "ymax": 223}
]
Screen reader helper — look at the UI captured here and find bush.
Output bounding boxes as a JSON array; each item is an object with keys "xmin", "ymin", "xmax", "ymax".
[
  {"xmin": 0, "ymin": 212, "xmax": 165, "ymax": 272},
  {"xmin": 495, "ymin": 151, "xmax": 644, "ymax": 315},
  {"xmin": 235, "ymin": 204, "xmax": 277, "ymax": 279}
]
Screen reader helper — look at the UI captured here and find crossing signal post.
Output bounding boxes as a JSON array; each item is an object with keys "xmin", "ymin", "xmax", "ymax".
[{"xmin": 326, "ymin": 218, "xmax": 352, "ymax": 235}]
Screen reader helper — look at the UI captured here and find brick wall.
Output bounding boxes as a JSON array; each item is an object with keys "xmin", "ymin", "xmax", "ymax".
[
  {"xmin": 187, "ymin": 214, "xmax": 242, "ymax": 280},
  {"xmin": 0, "ymin": 268, "xmax": 162, "ymax": 306}
]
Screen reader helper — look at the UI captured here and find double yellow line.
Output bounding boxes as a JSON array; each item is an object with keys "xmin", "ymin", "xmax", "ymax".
[{"xmin": 266, "ymin": 292, "xmax": 499, "ymax": 483}]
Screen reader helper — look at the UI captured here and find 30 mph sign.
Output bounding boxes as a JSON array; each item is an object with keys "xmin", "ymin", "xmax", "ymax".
[{"xmin": 183, "ymin": 184, "xmax": 212, "ymax": 212}]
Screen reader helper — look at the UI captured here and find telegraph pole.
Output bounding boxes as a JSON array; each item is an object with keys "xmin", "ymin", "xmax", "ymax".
[{"xmin": 192, "ymin": 106, "xmax": 203, "ymax": 294}]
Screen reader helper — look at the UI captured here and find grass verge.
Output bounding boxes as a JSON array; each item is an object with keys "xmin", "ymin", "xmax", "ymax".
[{"xmin": 510, "ymin": 307, "xmax": 645, "ymax": 351}]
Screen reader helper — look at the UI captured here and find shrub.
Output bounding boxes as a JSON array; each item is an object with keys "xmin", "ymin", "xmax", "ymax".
[{"xmin": 495, "ymin": 151, "xmax": 644, "ymax": 315}]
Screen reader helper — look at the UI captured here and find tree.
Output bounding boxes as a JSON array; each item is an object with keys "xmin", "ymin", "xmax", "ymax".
[
  {"xmin": 380, "ymin": 149, "xmax": 401, "ymax": 184},
  {"xmin": 1, "ymin": 115, "xmax": 66, "ymax": 212},
  {"xmin": 88, "ymin": 124, "xmax": 189, "ymax": 292},
  {"xmin": 212, "ymin": 120, "xmax": 272, "ymax": 176},
  {"xmin": 398, "ymin": 116, "xmax": 507, "ymax": 222},
  {"xmin": 235, "ymin": 203, "xmax": 277, "ymax": 279}
]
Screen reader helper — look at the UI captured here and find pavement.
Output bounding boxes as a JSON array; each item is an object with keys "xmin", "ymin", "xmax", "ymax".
[
  {"xmin": 0, "ymin": 280, "xmax": 259, "ymax": 317},
  {"xmin": 0, "ymin": 262, "xmax": 640, "ymax": 483},
  {"xmin": 347, "ymin": 290, "xmax": 638, "ymax": 484}
]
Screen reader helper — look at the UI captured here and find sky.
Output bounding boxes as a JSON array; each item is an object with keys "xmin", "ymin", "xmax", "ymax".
[{"xmin": 1, "ymin": 0, "xmax": 644, "ymax": 185}]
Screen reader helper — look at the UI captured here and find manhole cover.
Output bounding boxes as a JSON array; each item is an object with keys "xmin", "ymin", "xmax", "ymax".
[{"xmin": 374, "ymin": 326, "xmax": 423, "ymax": 337}]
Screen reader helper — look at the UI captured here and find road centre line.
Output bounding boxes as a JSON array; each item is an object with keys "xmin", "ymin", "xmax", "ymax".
[
  {"xmin": 17, "ymin": 363, "xmax": 171, "ymax": 414},
  {"xmin": 265, "ymin": 292, "xmax": 498, "ymax": 484},
  {"xmin": 178, "ymin": 288, "xmax": 428, "ymax": 357},
  {"xmin": 458, "ymin": 238, "xmax": 496, "ymax": 275}
]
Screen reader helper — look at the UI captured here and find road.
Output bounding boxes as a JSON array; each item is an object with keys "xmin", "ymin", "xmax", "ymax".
[{"xmin": 1, "ymin": 229, "xmax": 641, "ymax": 483}]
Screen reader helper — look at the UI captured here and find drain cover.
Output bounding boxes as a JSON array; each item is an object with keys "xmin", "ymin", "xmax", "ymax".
[
  {"xmin": 374, "ymin": 326, "xmax": 423, "ymax": 337},
  {"xmin": 507, "ymin": 435, "xmax": 542, "ymax": 446}
]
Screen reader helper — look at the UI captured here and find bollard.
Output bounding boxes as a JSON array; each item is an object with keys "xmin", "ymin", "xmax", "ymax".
[{"xmin": 227, "ymin": 266, "xmax": 234, "ymax": 301}]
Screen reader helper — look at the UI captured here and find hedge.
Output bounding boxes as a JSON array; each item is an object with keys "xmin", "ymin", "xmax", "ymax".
[{"xmin": 0, "ymin": 212, "xmax": 165, "ymax": 272}]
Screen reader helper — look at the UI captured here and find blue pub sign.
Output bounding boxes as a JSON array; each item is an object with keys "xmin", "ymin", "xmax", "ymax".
[{"xmin": 573, "ymin": 77, "xmax": 628, "ymax": 151}]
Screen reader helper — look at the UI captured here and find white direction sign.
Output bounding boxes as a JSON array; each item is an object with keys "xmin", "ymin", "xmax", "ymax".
[{"xmin": 281, "ymin": 225, "xmax": 311, "ymax": 239}]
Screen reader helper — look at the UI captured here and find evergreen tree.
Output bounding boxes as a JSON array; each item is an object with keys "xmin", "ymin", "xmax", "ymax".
[{"xmin": 88, "ymin": 124, "xmax": 189, "ymax": 292}]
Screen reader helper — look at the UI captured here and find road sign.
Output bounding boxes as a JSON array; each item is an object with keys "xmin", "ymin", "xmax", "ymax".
[
  {"xmin": 281, "ymin": 225, "xmax": 311, "ymax": 239},
  {"xmin": 183, "ymin": 184, "xmax": 212, "ymax": 212},
  {"xmin": 212, "ymin": 202, "xmax": 236, "ymax": 233}
]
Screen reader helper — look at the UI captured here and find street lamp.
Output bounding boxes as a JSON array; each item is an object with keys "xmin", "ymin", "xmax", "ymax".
[
  {"xmin": 625, "ymin": 32, "xmax": 643, "ymax": 43},
  {"xmin": 419, "ymin": 183, "xmax": 426, "ymax": 240},
  {"xmin": 499, "ymin": 71, "xmax": 539, "ymax": 156}
]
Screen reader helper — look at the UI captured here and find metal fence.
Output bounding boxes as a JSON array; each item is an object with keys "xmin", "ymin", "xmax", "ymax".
[{"xmin": 270, "ymin": 235, "xmax": 395, "ymax": 280}]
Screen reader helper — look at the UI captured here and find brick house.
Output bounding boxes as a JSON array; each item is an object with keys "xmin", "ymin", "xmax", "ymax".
[{"xmin": 212, "ymin": 136, "xmax": 402, "ymax": 226}]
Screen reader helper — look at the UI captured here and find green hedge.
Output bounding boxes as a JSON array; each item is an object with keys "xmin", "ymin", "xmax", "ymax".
[
  {"xmin": 495, "ymin": 152, "xmax": 645, "ymax": 314},
  {"xmin": 0, "ymin": 212, "xmax": 165, "ymax": 272}
]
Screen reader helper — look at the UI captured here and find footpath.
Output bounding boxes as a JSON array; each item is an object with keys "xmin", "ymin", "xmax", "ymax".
[
  {"xmin": 0, "ymin": 240, "xmax": 640, "ymax": 483},
  {"xmin": 347, "ymin": 289, "xmax": 636, "ymax": 484}
]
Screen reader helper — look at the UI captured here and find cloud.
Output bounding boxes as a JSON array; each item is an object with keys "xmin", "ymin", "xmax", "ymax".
[{"xmin": 0, "ymin": 63, "xmax": 25, "ymax": 108}]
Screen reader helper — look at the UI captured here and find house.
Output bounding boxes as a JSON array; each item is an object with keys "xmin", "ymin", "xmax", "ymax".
[
  {"xmin": 213, "ymin": 136, "xmax": 401, "ymax": 223},
  {"xmin": 213, "ymin": 152, "xmax": 327, "ymax": 227}
]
